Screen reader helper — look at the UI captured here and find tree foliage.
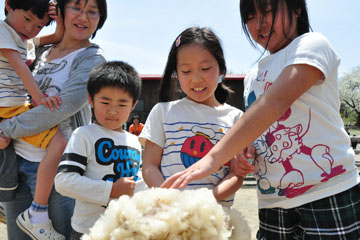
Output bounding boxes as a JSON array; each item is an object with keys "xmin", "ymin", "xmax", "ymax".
[{"xmin": 339, "ymin": 66, "xmax": 360, "ymax": 126}]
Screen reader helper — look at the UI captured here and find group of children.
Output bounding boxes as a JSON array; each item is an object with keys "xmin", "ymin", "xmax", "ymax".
[{"xmin": 1, "ymin": 0, "xmax": 359, "ymax": 240}]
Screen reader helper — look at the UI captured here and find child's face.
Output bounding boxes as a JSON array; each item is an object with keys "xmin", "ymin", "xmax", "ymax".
[
  {"xmin": 5, "ymin": 6, "xmax": 50, "ymax": 41},
  {"xmin": 246, "ymin": 1, "xmax": 299, "ymax": 53},
  {"xmin": 88, "ymin": 87, "xmax": 136, "ymax": 132},
  {"xmin": 176, "ymin": 43, "xmax": 221, "ymax": 107}
]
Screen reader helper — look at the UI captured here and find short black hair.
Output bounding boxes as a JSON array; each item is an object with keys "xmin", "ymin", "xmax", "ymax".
[
  {"xmin": 159, "ymin": 26, "xmax": 233, "ymax": 104},
  {"xmin": 58, "ymin": 0, "xmax": 107, "ymax": 39},
  {"xmin": 5, "ymin": 0, "xmax": 54, "ymax": 25},
  {"xmin": 87, "ymin": 61, "xmax": 142, "ymax": 104}
]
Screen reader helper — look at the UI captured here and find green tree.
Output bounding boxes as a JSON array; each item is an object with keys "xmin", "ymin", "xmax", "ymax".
[{"xmin": 339, "ymin": 66, "xmax": 360, "ymax": 126}]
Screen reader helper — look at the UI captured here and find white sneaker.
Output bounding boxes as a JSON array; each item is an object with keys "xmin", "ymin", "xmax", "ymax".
[
  {"xmin": 0, "ymin": 202, "xmax": 5, "ymax": 224},
  {"xmin": 16, "ymin": 209, "xmax": 65, "ymax": 240}
]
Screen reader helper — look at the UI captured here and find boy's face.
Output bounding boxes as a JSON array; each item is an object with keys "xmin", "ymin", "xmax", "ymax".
[
  {"xmin": 5, "ymin": 6, "xmax": 50, "ymax": 41},
  {"xmin": 88, "ymin": 87, "xmax": 137, "ymax": 132}
]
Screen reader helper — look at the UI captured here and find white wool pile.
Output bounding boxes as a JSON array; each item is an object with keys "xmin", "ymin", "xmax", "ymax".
[
  {"xmin": 223, "ymin": 207, "xmax": 252, "ymax": 240},
  {"xmin": 82, "ymin": 188, "xmax": 248, "ymax": 240}
]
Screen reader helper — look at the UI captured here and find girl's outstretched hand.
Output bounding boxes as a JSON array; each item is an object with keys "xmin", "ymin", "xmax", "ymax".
[{"xmin": 161, "ymin": 156, "xmax": 218, "ymax": 189}]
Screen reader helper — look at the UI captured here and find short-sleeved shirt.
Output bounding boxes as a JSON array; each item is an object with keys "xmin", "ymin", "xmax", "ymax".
[
  {"xmin": 14, "ymin": 47, "xmax": 85, "ymax": 161},
  {"xmin": 129, "ymin": 123, "xmax": 144, "ymax": 136},
  {"xmin": 243, "ymin": 32, "xmax": 360, "ymax": 209},
  {"xmin": 139, "ymin": 98, "xmax": 243, "ymax": 207},
  {"xmin": 0, "ymin": 20, "xmax": 36, "ymax": 107}
]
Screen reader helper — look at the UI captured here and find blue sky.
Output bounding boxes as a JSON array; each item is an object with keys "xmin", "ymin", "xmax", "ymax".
[{"xmin": 1, "ymin": 0, "xmax": 359, "ymax": 76}]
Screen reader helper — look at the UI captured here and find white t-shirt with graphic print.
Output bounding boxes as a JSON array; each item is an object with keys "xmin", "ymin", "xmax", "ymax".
[
  {"xmin": 139, "ymin": 98, "xmax": 243, "ymax": 207},
  {"xmin": 243, "ymin": 32, "xmax": 360, "ymax": 209},
  {"xmin": 55, "ymin": 123, "xmax": 143, "ymax": 234},
  {"xmin": 14, "ymin": 47, "xmax": 85, "ymax": 162}
]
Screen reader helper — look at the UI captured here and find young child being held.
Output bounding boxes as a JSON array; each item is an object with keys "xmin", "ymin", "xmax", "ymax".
[
  {"xmin": 139, "ymin": 26, "xmax": 245, "ymax": 207},
  {"xmin": 55, "ymin": 61, "xmax": 143, "ymax": 239},
  {"xmin": 0, "ymin": 0, "xmax": 67, "ymax": 239},
  {"xmin": 163, "ymin": 0, "xmax": 360, "ymax": 239}
]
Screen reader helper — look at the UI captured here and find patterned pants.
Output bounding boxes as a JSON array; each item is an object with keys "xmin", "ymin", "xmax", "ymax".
[{"xmin": 257, "ymin": 184, "xmax": 360, "ymax": 240}]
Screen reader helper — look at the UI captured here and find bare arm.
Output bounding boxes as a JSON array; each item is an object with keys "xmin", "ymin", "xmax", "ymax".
[
  {"xmin": 0, "ymin": 47, "xmax": 105, "ymax": 138},
  {"xmin": 1, "ymin": 48, "xmax": 61, "ymax": 110},
  {"xmin": 142, "ymin": 140, "xmax": 165, "ymax": 187},
  {"xmin": 38, "ymin": 2, "xmax": 64, "ymax": 46},
  {"xmin": 1, "ymin": 48, "xmax": 44, "ymax": 103},
  {"xmin": 162, "ymin": 64, "xmax": 323, "ymax": 188},
  {"xmin": 212, "ymin": 159, "xmax": 244, "ymax": 201}
]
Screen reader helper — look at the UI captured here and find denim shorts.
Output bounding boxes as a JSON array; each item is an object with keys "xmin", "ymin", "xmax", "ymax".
[{"xmin": 3, "ymin": 155, "xmax": 74, "ymax": 240}]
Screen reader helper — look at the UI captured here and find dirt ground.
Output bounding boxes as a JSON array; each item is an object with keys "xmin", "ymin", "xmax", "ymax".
[
  {"xmin": 233, "ymin": 186, "xmax": 259, "ymax": 240},
  {"xmin": 0, "ymin": 221, "xmax": 6, "ymax": 240},
  {"xmin": 0, "ymin": 186, "xmax": 259, "ymax": 240}
]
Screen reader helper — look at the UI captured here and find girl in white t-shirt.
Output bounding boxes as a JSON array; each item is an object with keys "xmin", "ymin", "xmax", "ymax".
[
  {"xmin": 163, "ymin": 0, "xmax": 360, "ymax": 239},
  {"xmin": 139, "ymin": 27, "xmax": 247, "ymax": 207}
]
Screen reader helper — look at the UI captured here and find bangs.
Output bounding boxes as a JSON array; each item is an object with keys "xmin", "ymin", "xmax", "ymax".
[
  {"xmin": 9, "ymin": 0, "xmax": 50, "ymax": 19},
  {"xmin": 241, "ymin": 0, "xmax": 275, "ymax": 23}
]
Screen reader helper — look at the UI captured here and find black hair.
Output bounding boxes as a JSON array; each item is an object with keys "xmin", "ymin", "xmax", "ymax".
[
  {"xmin": 58, "ymin": 0, "xmax": 107, "ymax": 39},
  {"xmin": 131, "ymin": 114, "xmax": 141, "ymax": 122},
  {"xmin": 240, "ymin": 0, "xmax": 311, "ymax": 52},
  {"xmin": 5, "ymin": 0, "xmax": 54, "ymax": 25},
  {"xmin": 159, "ymin": 26, "xmax": 233, "ymax": 104},
  {"xmin": 87, "ymin": 61, "xmax": 142, "ymax": 104}
]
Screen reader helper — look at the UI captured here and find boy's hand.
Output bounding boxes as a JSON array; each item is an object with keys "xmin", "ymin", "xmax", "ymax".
[
  {"xmin": 35, "ymin": 95, "xmax": 61, "ymax": 111},
  {"xmin": 0, "ymin": 136, "xmax": 11, "ymax": 149},
  {"xmin": 48, "ymin": 0, "xmax": 59, "ymax": 20},
  {"xmin": 110, "ymin": 176, "xmax": 136, "ymax": 198}
]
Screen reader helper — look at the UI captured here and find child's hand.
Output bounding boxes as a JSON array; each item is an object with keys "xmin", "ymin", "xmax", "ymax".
[
  {"xmin": 0, "ymin": 135, "xmax": 11, "ymax": 149},
  {"xmin": 110, "ymin": 176, "xmax": 136, "ymax": 198},
  {"xmin": 48, "ymin": 0, "xmax": 64, "ymax": 43},
  {"xmin": 36, "ymin": 95, "xmax": 62, "ymax": 111},
  {"xmin": 231, "ymin": 144, "xmax": 255, "ymax": 177}
]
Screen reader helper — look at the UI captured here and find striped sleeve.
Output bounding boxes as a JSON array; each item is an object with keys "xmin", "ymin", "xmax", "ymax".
[
  {"xmin": 58, "ymin": 153, "xmax": 87, "ymax": 175},
  {"xmin": 58, "ymin": 129, "xmax": 89, "ymax": 175}
]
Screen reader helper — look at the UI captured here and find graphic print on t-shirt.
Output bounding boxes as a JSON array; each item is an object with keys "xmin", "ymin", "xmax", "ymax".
[
  {"xmin": 36, "ymin": 60, "xmax": 67, "ymax": 95},
  {"xmin": 95, "ymin": 138, "xmax": 140, "ymax": 182},
  {"xmin": 245, "ymin": 70, "xmax": 346, "ymax": 199},
  {"xmin": 180, "ymin": 126, "xmax": 216, "ymax": 168}
]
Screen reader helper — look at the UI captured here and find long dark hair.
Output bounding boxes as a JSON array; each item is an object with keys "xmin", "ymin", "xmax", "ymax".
[
  {"xmin": 240, "ymin": 0, "xmax": 311, "ymax": 51},
  {"xmin": 159, "ymin": 26, "xmax": 233, "ymax": 104}
]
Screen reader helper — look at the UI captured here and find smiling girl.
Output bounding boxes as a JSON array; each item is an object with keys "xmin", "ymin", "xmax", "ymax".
[{"xmin": 139, "ymin": 27, "xmax": 245, "ymax": 208}]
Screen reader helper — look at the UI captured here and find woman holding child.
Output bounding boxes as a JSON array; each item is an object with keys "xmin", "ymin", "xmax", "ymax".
[{"xmin": 0, "ymin": 0, "xmax": 107, "ymax": 239}]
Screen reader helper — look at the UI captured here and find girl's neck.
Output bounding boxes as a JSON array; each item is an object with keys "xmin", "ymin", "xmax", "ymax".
[{"xmin": 186, "ymin": 96, "xmax": 222, "ymax": 108}]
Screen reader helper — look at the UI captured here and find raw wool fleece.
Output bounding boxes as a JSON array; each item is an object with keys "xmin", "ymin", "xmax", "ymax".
[{"xmin": 82, "ymin": 188, "xmax": 250, "ymax": 240}]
